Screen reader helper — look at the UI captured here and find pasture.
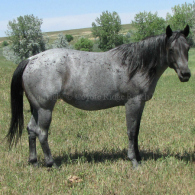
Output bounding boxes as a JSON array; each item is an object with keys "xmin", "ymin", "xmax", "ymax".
[{"xmin": 0, "ymin": 47, "xmax": 194, "ymax": 194}]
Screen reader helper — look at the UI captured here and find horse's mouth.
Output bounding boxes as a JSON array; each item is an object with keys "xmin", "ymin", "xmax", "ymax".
[
  {"xmin": 176, "ymin": 69, "xmax": 191, "ymax": 82},
  {"xmin": 179, "ymin": 75, "xmax": 190, "ymax": 82}
]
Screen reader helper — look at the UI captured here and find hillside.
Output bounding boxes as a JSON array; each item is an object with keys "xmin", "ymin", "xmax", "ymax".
[{"xmin": 0, "ymin": 24, "xmax": 133, "ymax": 45}]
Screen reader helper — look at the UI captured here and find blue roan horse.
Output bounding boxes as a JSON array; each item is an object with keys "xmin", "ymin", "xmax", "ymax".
[{"xmin": 7, "ymin": 25, "xmax": 191, "ymax": 168}]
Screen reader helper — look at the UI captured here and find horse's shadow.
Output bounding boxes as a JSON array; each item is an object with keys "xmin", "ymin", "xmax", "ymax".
[{"xmin": 53, "ymin": 148, "xmax": 195, "ymax": 167}]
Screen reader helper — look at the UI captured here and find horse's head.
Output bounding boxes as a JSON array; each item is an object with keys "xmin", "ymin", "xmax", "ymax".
[{"xmin": 166, "ymin": 25, "xmax": 191, "ymax": 82}]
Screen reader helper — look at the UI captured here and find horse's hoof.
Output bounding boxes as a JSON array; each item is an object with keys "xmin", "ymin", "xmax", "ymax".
[
  {"xmin": 28, "ymin": 159, "xmax": 39, "ymax": 167},
  {"xmin": 46, "ymin": 162, "xmax": 59, "ymax": 169}
]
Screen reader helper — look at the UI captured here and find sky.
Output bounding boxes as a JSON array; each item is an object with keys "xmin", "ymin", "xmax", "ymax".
[{"xmin": 0, "ymin": 0, "xmax": 194, "ymax": 37}]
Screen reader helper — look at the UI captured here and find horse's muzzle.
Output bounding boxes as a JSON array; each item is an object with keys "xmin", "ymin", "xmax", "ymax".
[{"xmin": 178, "ymin": 69, "xmax": 191, "ymax": 82}]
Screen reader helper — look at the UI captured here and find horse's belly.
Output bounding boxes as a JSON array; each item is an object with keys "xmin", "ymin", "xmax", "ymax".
[{"xmin": 62, "ymin": 95, "xmax": 125, "ymax": 111}]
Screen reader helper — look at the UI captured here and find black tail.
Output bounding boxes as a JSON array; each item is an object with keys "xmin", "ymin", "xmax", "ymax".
[{"xmin": 6, "ymin": 59, "xmax": 29, "ymax": 148}]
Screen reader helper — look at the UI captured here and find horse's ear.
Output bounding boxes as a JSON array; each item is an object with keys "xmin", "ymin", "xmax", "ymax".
[
  {"xmin": 166, "ymin": 25, "xmax": 172, "ymax": 37},
  {"xmin": 183, "ymin": 24, "xmax": 190, "ymax": 37}
]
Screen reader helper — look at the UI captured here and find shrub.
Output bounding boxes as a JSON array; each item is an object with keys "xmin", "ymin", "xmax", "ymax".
[
  {"xmin": 2, "ymin": 41, "xmax": 9, "ymax": 47},
  {"xmin": 74, "ymin": 37, "xmax": 94, "ymax": 52},
  {"xmin": 52, "ymin": 33, "xmax": 69, "ymax": 49},
  {"xmin": 65, "ymin": 34, "xmax": 74, "ymax": 42}
]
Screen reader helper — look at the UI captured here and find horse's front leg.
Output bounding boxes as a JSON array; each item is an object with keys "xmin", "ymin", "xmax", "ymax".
[{"xmin": 125, "ymin": 98, "xmax": 145, "ymax": 168}]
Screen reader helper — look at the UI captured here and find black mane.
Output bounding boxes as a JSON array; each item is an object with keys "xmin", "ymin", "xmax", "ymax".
[{"xmin": 112, "ymin": 31, "xmax": 185, "ymax": 81}]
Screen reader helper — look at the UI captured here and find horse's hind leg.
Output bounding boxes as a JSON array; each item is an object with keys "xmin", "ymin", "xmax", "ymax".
[
  {"xmin": 28, "ymin": 106, "xmax": 55, "ymax": 167},
  {"xmin": 27, "ymin": 109, "xmax": 38, "ymax": 166},
  {"xmin": 36, "ymin": 108, "xmax": 54, "ymax": 167}
]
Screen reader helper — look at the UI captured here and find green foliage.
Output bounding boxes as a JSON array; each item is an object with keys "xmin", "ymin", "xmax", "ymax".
[
  {"xmin": 131, "ymin": 2, "xmax": 195, "ymax": 44},
  {"xmin": 166, "ymin": 2, "xmax": 195, "ymax": 46},
  {"xmin": 114, "ymin": 34, "xmax": 124, "ymax": 46},
  {"xmin": 5, "ymin": 14, "xmax": 47, "ymax": 63},
  {"xmin": 131, "ymin": 11, "xmax": 166, "ymax": 41},
  {"xmin": 166, "ymin": 3, "xmax": 195, "ymax": 30},
  {"xmin": 92, "ymin": 11, "xmax": 123, "ymax": 51},
  {"xmin": 52, "ymin": 33, "xmax": 69, "ymax": 49},
  {"xmin": 65, "ymin": 34, "xmax": 74, "ymax": 42},
  {"xmin": 123, "ymin": 32, "xmax": 132, "ymax": 44},
  {"xmin": 74, "ymin": 37, "xmax": 94, "ymax": 51},
  {"xmin": 2, "ymin": 41, "xmax": 9, "ymax": 47}
]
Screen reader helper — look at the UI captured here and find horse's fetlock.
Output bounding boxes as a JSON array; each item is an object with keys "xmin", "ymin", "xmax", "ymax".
[{"xmin": 128, "ymin": 151, "xmax": 136, "ymax": 161}]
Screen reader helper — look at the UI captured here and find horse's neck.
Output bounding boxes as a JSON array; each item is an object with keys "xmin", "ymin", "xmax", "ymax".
[{"xmin": 156, "ymin": 54, "xmax": 169, "ymax": 79}]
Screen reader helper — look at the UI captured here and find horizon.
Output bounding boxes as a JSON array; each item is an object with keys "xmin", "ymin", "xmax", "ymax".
[{"xmin": 0, "ymin": 0, "xmax": 194, "ymax": 38}]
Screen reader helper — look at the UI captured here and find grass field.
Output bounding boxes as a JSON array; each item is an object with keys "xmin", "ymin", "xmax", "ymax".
[{"xmin": 0, "ymin": 44, "xmax": 194, "ymax": 193}]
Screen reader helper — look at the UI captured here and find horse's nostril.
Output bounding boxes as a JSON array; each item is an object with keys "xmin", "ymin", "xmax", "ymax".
[{"xmin": 181, "ymin": 71, "xmax": 191, "ymax": 78}]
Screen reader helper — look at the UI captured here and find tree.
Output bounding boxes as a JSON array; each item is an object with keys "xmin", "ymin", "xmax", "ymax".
[
  {"xmin": 52, "ymin": 33, "xmax": 69, "ymax": 48},
  {"xmin": 92, "ymin": 11, "xmax": 123, "ymax": 51},
  {"xmin": 166, "ymin": 2, "xmax": 195, "ymax": 46},
  {"xmin": 65, "ymin": 34, "xmax": 74, "ymax": 42},
  {"xmin": 131, "ymin": 11, "xmax": 166, "ymax": 41},
  {"xmin": 166, "ymin": 2, "xmax": 195, "ymax": 30},
  {"xmin": 5, "ymin": 14, "xmax": 47, "ymax": 63},
  {"xmin": 74, "ymin": 37, "xmax": 94, "ymax": 52}
]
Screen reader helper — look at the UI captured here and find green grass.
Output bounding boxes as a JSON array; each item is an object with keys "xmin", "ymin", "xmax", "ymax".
[
  {"xmin": 0, "ymin": 47, "xmax": 194, "ymax": 194},
  {"xmin": 0, "ymin": 48, "xmax": 3, "ymax": 57}
]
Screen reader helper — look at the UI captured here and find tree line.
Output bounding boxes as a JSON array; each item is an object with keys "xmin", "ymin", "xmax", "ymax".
[{"xmin": 2, "ymin": 2, "xmax": 195, "ymax": 64}]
